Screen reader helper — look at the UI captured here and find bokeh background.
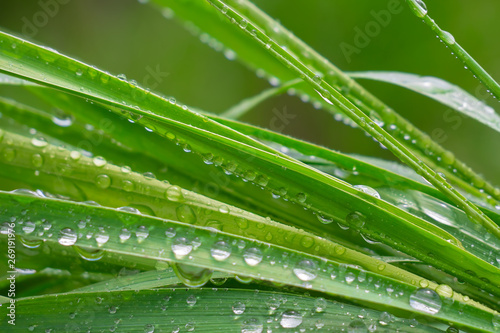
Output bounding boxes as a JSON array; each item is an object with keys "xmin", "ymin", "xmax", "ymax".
[{"xmin": 1, "ymin": 0, "xmax": 499, "ymax": 183}]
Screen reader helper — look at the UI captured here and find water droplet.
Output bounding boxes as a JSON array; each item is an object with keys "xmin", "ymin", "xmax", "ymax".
[
  {"xmin": 172, "ymin": 263, "xmax": 213, "ymax": 287},
  {"xmin": 280, "ymin": 310, "xmax": 302, "ymax": 328},
  {"xmin": 93, "ymin": 156, "xmax": 107, "ymax": 167},
  {"xmin": 74, "ymin": 246, "xmax": 105, "ymax": 261},
  {"xmin": 31, "ymin": 154, "xmax": 43, "ymax": 167},
  {"xmin": 317, "ymin": 214, "xmax": 333, "ymax": 224},
  {"xmin": 348, "ymin": 319, "xmax": 368, "ymax": 333},
  {"xmin": 243, "ymin": 247, "xmax": 263, "ymax": 266},
  {"xmin": 135, "ymin": 225, "xmax": 149, "ymax": 243},
  {"xmin": 441, "ymin": 31, "xmax": 455, "ymax": 45},
  {"xmin": 232, "ymin": 301, "xmax": 246, "ymax": 315},
  {"xmin": 176, "ymin": 205, "xmax": 197, "ymax": 223},
  {"xmin": 52, "ymin": 115, "xmax": 73, "ymax": 127},
  {"xmin": 218, "ymin": 205, "xmax": 229, "ymax": 214},
  {"xmin": 345, "ymin": 272, "xmax": 356, "ymax": 284},
  {"xmin": 353, "ymin": 185, "xmax": 380, "ymax": 199},
  {"xmin": 122, "ymin": 180, "xmax": 135, "ymax": 192},
  {"xmin": 436, "ymin": 284, "xmax": 454, "ymax": 298},
  {"xmin": 144, "ymin": 324, "xmax": 155, "ymax": 333},
  {"xmin": 70, "ymin": 150, "xmax": 81, "ymax": 160},
  {"xmin": 409, "ymin": 288, "xmax": 442, "ymax": 314},
  {"xmin": 172, "ymin": 237, "xmax": 193, "ymax": 258},
  {"xmin": 241, "ymin": 318, "xmax": 263, "ymax": 333},
  {"xmin": 186, "ymin": 294, "xmax": 197, "ymax": 306},
  {"xmin": 293, "ymin": 259, "xmax": 318, "ymax": 281},
  {"xmin": 96, "ymin": 174, "xmax": 111, "ymax": 189},
  {"xmin": 346, "ymin": 211, "xmax": 366, "ymax": 228},
  {"xmin": 408, "ymin": 0, "xmax": 428, "ymax": 18},
  {"xmin": 31, "ymin": 137, "xmax": 48, "ymax": 148},
  {"xmin": 211, "ymin": 240, "xmax": 232, "ymax": 261},
  {"xmin": 314, "ymin": 298, "xmax": 327, "ymax": 312},
  {"xmin": 95, "ymin": 229, "xmax": 110, "ymax": 246},
  {"xmin": 166, "ymin": 186, "xmax": 183, "ymax": 202},
  {"xmin": 58, "ymin": 228, "xmax": 77, "ymax": 246},
  {"xmin": 119, "ymin": 228, "xmax": 131, "ymax": 242}
]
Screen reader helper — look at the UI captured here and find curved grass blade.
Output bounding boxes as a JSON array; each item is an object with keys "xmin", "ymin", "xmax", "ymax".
[
  {"xmin": 221, "ymin": 78, "xmax": 303, "ymax": 119},
  {"xmin": 1, "ymin": 192, "xmax": 496, "ymax": 331},
  {"xmin": 405, "ymin": 0, "xmax": 500, "ymax": 102},
  {"xmin": 204, "ymin": 0, "xmax": 499, "ymax": 239},
  {"xmin": 0, "ymin": 289, "xmax": 445, "ymax": 332},
  {"xmin": 0, "ymin": 31, "xmax": 499, "ymax": 295},
  {"xmin": 0, "ymin": 130, "xmax": 447, "ymax": 291},
  {"xmin": 349, "ymin": 71, "xmax": 500, "ymax": 134},
  {"xmin": 154, "ymin": 0, "xmax": 500, "ymax": 204}
]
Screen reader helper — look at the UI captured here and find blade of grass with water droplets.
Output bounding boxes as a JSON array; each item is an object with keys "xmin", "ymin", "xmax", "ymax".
[
  {"xmin": 2, "ymin": 126, "xmax": 500, "ymax": 298},
  {"xmin": 1, "ymin": 29, "xmax": 499, "ymax": 295},
  {"xmin": 405, "ymin": 0, "xmax": 500, "ymax": 102},
  {"xmin": 0, "ymin": 130, "xmax": 449, "ymax": 294},
  {"xmin": 349, "ymin": 71, "xmax": 500, "ymax": 134},
  {"xmin": 0, "ymin": 288, "xmax": 445, "ymax": 333},
  {"xmin": 153, "ymin": 0, "xmax": 500, "ymax": 204},
  {"xmin": 1, "ymin": 192, "xmax": 497, "ymax": 331},
  {"xmin": 203, "ymin": 0, "xmax": 499, "ymax": 240}
]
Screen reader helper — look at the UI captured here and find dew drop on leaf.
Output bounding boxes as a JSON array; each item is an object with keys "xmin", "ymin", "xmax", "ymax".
[
  {"xmin": 171, "ymin": 237, "xmax": 193, "ymax": 258},
  {"xmin": 211, "ymin": 240, "xmax": 232, "ymax": 261},
  {"xmin": 95, "ymin": 174, "xmax": 111, "ymax": 189},
  {"xmin": 353, "ymin": 185, "xmax": 380, "ymax": 199},
  {"xmin": 243, "ymin": 247, "xmax": 263, "ymax": 266},
  {"xmin": 293, "ymin": 259, "xmax": 318, "ymax": 281},
  {"xmin": 409, "ymin": 288, "xmax": 442, "ymax": 314},
  {"xmin": 92, "ymin": 156, "xmax": 107, "ymax": 167},
  {"xmin": 232, "ymin": 301, "xmax": 246, "ymax": 315},
  {"xmin": 348, "ymin": 319, "xmax": 368, "ymax": 333},
  {"xmin": 58, "ymin": 228, "xmax": 77, "ymax": 246},
  {"xmin": 280, "ymin": 310, "xmax": 302, "ymax": 328}
]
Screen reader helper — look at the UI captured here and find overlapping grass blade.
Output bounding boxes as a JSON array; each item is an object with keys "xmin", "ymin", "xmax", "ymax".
[
  {"xmin": 0, "ymin": 288, "xmax": 445, "ymax": 332},
  {"xmin": 0, "ymin": 32, "xmax": 499, "ymax": 295},
  {"xmin": 152, "ymin": 0, "xmax": 500, "ymax": 205},
  {"xmin": 349, "ymin": 71, "xmax": 500, "ymax": 134},
  {"xmin": 1, "ymin": 191, "xmax": 497, "ymax": 331}
]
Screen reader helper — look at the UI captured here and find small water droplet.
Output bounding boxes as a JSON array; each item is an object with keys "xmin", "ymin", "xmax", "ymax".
[
  {"xmin": 31, "ymin": 137, "xmax": 48, "ymax": 148},
  {"xmin": 93, "ymin": 156, "xmax": 107, "ymax": 167},
  {"xmin": 95, "ymin": 229, "xmax": 110, "ymax": 246},
  {"xmin": 166, "ymin": 186, "xmax": 183, "ymax": 202},
  {"xmin": 348, "ymin": 319, "xmax": 368, "ymax": 333},
  {"xmin": 232, "ymin": 301, "xmax": 246, "ymax": 315},
  {"xmin": 441, "ymin": 31, "xmax": 455, "ymax": 45},
  {"xmin": 353, "ymin": 185, "xmax": 380, "ymax": 199},
  {"xmin": 95, "ymin": 174, "xmax": 111, "ymax": 189}
]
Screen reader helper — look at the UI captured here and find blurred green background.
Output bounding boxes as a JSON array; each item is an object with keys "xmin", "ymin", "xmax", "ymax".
[{"xmin": 1, "ymin": 0, "xmax": 498, "ymax": 184}]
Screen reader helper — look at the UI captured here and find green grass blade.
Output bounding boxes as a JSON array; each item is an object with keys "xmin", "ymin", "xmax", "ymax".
[
  {"xmin": 0, "ymin": 289, "xmax": 444, "ymax": 332},
  {"xmin": 204, "ymin": 0, "xmax": 499, "ymax": 239},
  {"xmin": 349, "ymin": 71, "xmax": 500, "ymax": 134},
  {"xmin": 1, "ymin": 29, "xmax": 499, "ymax": 295},
  {"xmin": 405, "ymin": 0, "xmax": 500, "ymax": 102},
  {"xmin": 155, "ymin": 0, "xmax": 500, "ymax": 204},
  {"xmin": 221, "ymin": 78, "xmax": 303, "ymax": 119},
  {"xmin": 2, "ymin": 191, "xmax": 497, "ymax": 331}
]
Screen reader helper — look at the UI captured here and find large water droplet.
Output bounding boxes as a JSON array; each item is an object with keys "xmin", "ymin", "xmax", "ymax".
[
  {"xmin": 408, "ymin": 0, "xmax": 428, "ymax": 18},
  {"xmin": 58, "ymin": 228, "xmax": 77, "ymax": 246},
  {"xmin": 172, "ymin": 237, "xmax": 193, "ymax": 258},
  {"xmin": 166, "ymin": 185, "xmax": 183, "ymax": 202},
  {"xmin": 31, "ymin": 137, "xmax": 48, "ymax": 148},
  {"xmin": 353, "ymin": 185, "xmax": 380, "ymax": 199},
  {"xmin": 211, "ymin": 240, "xmax": 232, "ymax": 261},
  {"xmin": 280, "ymin": 311, "xmax": 302, "ymax": 328},
  {"xmin": 409, "ymin": 288, "xmax": 442, "ymax": 314},
  {"xmin": 243, "ymin": 247, "xmax": 263, "ymax": 266},
  {"xmin": 95, "ymin": 229, "xmax": 110, "ymax": 246},
  {"xmin": 74, "ymin": 246, "xmax": 105, "ymax": 261},
  {"xmin": 95, "ymin": 174, "xmax": 111, "ymax": 189},
  {"xmin": 92, "ymin": 156, "xmax": 107, "ymax": 167},
  {"xmin": 441, "ymin": 31, "xmax": 455, "ymax": 45},
  {"xmin": 293, "ymin": 259, "xmax": 318, "ymax": 281},
  {"xmin": 172, "ymin": 263, "xmax": 213, "ymax": 287},
  {"xmin": 176, "ymin": 205, "xmax": 197, "ymax": 223}
]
